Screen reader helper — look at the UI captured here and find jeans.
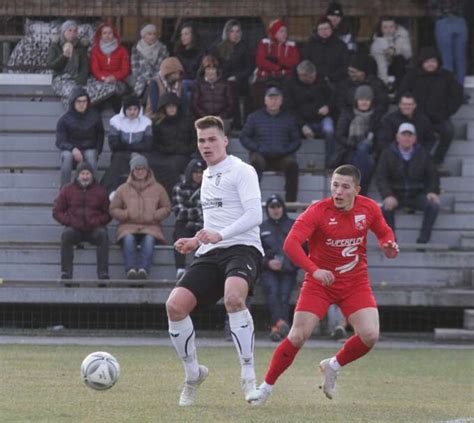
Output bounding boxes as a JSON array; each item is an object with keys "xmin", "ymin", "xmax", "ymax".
[
  {"xmin": 431, "ymin": 120, "xmax": 455, "ymax": 165},
  {"xmin": 61, "ymin": 227, "xmax": 109, "ymax": 277},
  {"xmin": 308, "ymin": 117, "xmax": 335, "ymax": 166},
  {"xmin": 382, "ymin": 192, "xmax": 440, "ymax": 243},
  {"xmin": 122, "ymin": 234, "xmax": 156, "ymax": 272},
  {"xmin": 181, "ymin": 79, "xmax": 196, "ymax": 113},
  {"xmin": 260, "ymin": 270, "xmax": 297, "ymax": 325},
  {"xmin": 351, "ymin": 142, "xmax": 374, "ymax": 196},
  {"xmin": 435, "ymin": 16, "xmax": 468, "ymax": 85},
  {"xmin": 60, "ymin": 149, "xmax": 98, "ymax": 187}
]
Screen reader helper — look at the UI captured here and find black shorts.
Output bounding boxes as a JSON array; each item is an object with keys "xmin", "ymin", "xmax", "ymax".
[{"xmin": 176, "ymin": 245, "xmax": 262, "ymax": 305}]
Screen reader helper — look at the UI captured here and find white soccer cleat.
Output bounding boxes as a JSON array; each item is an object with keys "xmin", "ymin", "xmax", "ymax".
[
  {"xmin": 245, "ymin": 384, "xmax": 272, "ymax": 406},
  {"xmin": 241, "ymin": 377, "xmax": 256, "ymax": 399},
  {"xmin": 319, "ymin": 358, "xmax": 339, "ymax": 399},
  {"xmin": 179, "ymin": 365, "xmax": 209, "ymax": 406}
]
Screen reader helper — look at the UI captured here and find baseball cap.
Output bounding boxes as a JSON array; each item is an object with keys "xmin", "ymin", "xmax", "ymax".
[
  {"xmin": 265, "ymin": 86, "xmax": 283, "ymax": 97},
  {"xmin": 397, "ymin": 123, "xmax": 416, "ymax": 135}
]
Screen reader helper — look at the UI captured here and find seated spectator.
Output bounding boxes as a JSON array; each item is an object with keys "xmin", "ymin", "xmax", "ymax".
[
  {"xmin": 325, "ymin": 2, "xmax": 357, "ymax": 51},
  {"xmin": 149, "ymin": 92, "xmax": 197, "ymax": 195},
  {"xmin": 376, "ymin": 123, "xmax": 440, "ymax": 244},
  {"xmin": 284, "ymin": 60, "xmax": 335, "ymax": 167},
  {"xmin": 90, "ymin": 23, "xmax": 130, "ymax": 111},
  {"xmin": 48, "ymin": 20, "xmax": 89, "ymax": 107},
  {"xmin": 210, "ymin": 19, "xmax": 253, "ymax": 129},
  {"xmin": 370, "ymin": 17, "xmax": 412, "ymax": 90},
  {"xmin": 101, "ymin": 96, "xmax": 153, "ymax": 194},
  {"xmin": 192, "ymin": 55, "xmax": 234, "ymax": 129},
  {"xmin": 240, "ymin": 86, "xmax": 301, "ymax": 202},
  {"xmin": 260, "ymin": 194, "xmax": 298, "ymax": 342},
  {"xmin": 336, "ymin": 54, "xmax": 389, "ymax": 118},
  {"xmin": 171, "ymin": 158, "xmax": 205, "ymax": 279},
  {"xmin": 53, "ymin": 161, "xmax": 111, "ymax": 280},
  {"xmin": 130, "ymin": 23, "xmax": 169, "ymax": 98},
  {"xmin": 398, "ymin": 47, "xmax": 463, "ymax": 168},
  {"xmin": 173, "ymin": 22, "xmax": 203, "ymax": 109},
  {"xmin": 145, "ymin": 57, "xmax": 184, "ymax": 121},
  {"xmin": 56, "ymin": 87, "xmax": 104, "ymax": 187},
  {"xmin": 333, "ymin": 85, "xmax": 380, "ymax": 195},
  {"xmin": 326, "ymin": 305, "xmax": 348, "ymax": 340},
  {"xmin": 376, "ymin": 92, "xmax": 436, "ymax": 155},
  {"xmin": 303, "ymin": 17, "xmax": 349, "ymax": 87},
  {"xmin": 110, "ymin": 154, "xmax": 171, "ymax": 280}
]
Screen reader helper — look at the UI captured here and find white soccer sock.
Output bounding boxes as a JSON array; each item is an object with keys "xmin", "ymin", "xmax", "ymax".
[
  {"xmin": 168, "ymin": 316, "xmax": 200, "ymax": 381},
  {"xmin": 228, "ymin": 308, "xmax": 256, "ymax": 381},
  {"xmin": 329, "ymin": 356, "xmax": 342, "ymax": 371},
  {"xmin": 260, "ymin": 381, "xmax": 273, "ymax": 392}
]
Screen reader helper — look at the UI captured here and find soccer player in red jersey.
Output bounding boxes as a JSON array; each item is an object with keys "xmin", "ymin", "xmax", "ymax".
[{"xmin": 247, "ymin": 164, "xmax": 399, "ymax": 404}]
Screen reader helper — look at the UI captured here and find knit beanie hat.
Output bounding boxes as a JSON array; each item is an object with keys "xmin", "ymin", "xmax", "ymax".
[
  {"xmin": 326, "ymin": 2, "xmax": 344, "ymax": 17},
  {"xmin": 268, "ymin": 19, "xmax": 286, "ymax": 39},
  {"xmin": 140, "ymin": 24, "xmax": 157, "ymax": 38},
  {"xmin": 122, "ymin": 96, "xmax": 141, "ymax": 112},
  {"xmin": 354, "ymin": 85, "xmax": 374, "ymax": 101},
  {"xmin": 61, "ymin": 20, "xmax": 78, "ymax": 38},
  {"xmin": 129, "ymin": 153, "xmax": 149, "ymax": 171},
  {"xmin": 76, "ymin": 161, "xmax": 94, "ymax": 175}
]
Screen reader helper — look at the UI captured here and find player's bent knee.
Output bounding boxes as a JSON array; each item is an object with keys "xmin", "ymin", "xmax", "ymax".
[
  {"xmin": 223, "ymin": 293, "xmax": 246, "ymax": 312},
  {"xmin": 360, "ymin": 329, "xmax": 379, "ymax": 347},
  {"xmin": 166, "ymin": 296, "xmax": 188, "ymax": 321},
  {"xmin": 288, "ymin": 328, "xmax": 310, "ymax": 348}
]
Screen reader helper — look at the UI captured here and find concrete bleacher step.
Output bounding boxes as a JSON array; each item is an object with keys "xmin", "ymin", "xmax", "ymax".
[
  {"xmin": 433, "ymin": 328, "xmax": 474, "ymax": 343},
  {"xmin": 0, "ymin": 84, "xmax": 56, "ymax": 98},
  {"xmin": 464, "ymin": 309, "xmax": 474, "ymax": 330},
  {"xmin": 0, "ymin": 100, "xmax": 63, "ymax": 116},
  {"xmin": 467, "ymin": 122, "xmax": 474, "ymax": 141},
  {"xmin": 447, "ymin": 139, "xmax": 474, "ymax": 156},
  {"xmin": 460, "ymin": 234, "xmax": 474, "ymax": 249},
  {"xmin": 461, "ymin": 158, "xmax": 474, "ymax": 177}
]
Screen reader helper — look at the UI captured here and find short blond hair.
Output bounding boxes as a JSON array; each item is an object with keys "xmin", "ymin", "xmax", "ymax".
[{"xmin": 194, "ymin": 115, "xmax": 225, "ymax": 133}]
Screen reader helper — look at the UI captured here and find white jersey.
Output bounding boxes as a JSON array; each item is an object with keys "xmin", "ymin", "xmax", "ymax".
[{"xmin": 197, "ymin": 155, "xmax": 263, "ymax": 256}]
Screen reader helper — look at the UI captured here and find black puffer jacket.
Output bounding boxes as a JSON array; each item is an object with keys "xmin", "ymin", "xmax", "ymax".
[
  {"xmin": 55, "ymin": 87, "xmax": 105, "ymax": 153},
  {"xmin": 260, "ymin": 194, "xmax": 298, "ymax": 274},
  {"xmin": 375, "ymin": 143, "xmax": 440, "ymax": 201},
  {"xmin": 175, "ymin": 47, "xmax": 204, "ymax": 80}
]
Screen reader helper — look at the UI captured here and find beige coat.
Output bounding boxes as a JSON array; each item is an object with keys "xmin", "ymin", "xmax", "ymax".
[{"xmin": 110, "ymin": 170, "xmax": 171, "ymax": 243}]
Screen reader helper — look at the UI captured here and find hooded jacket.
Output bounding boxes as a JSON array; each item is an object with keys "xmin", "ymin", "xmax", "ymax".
[
  {"xmin": 171, "ymin": 158, "xmax": 204, "ymax": 231},
  {"xmin": 55, "ymin": 87, "xmax": 105, "ymax": 153},
  {"xmin": 260, "ymin": 194, "xmax": 298, "ymax": 273},
  {"xmin": 108, "ymin": 107, "xmax": 153, "ymax": 153},
  {"xmin": 109, "ymin": 169, "xmax": 171, "ymax": 243},
  {"xmin": 153, "ymin": 92, "xmax": 197, "ymax": 156},
  {"xmin": 90, "ymin": 23, "xmax": 130, "ymax": 82},
  {"xmin": 397, "ymin": 47, "xmax": 463, "ymax": 123},
  {"xmin": 53, "ymin": 175, "xmax": 111, "ymax": 231}
]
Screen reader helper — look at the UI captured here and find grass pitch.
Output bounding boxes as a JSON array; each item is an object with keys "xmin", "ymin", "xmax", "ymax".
[{"xmin": 0, "ymin": 344, "xmax": 472, "ymax": 422}]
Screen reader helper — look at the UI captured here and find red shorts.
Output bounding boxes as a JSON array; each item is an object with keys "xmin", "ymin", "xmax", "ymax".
[{"xmin": 295, "ymin": 277, "xmax": 377, "ymax": 320}]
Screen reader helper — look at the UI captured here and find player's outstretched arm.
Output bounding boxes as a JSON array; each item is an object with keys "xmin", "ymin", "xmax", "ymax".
[
  {"xmin": 370, "ymin": 201, "xmax": 399, "ymax": 259},
  {"xmin": 382, "ymin": 240, "xmax": 399, "ymax": 259},
  {"xmin": 174, "ymin": 237, "xmax": 200, "ymax": 254}
]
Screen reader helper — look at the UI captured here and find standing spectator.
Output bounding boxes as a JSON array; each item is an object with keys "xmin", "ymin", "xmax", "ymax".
[
  {"xmin": 210, "ymin": 19, "xmax": 254, "ymax": 129},
  {"xmin": 110, "ymin": 154, "xmax": 171, "ymax": 280},
  {"xmin": 398, "ymin": 47, "xmax": 463, "ymax": 167},
  {"xmin": 284, "ymin": 60, "xmax": 335, "ymax": 167},
  {"xmin": 101, "ymin": 96, "xmax": 153, "ymax": 194},
  {"xmin": 149, "ymin": 92, "xmax": 197, "ymax": 195},
  {"xmin": 48, "ymin": 20, "xmax": 89, "ymax": 108},
  {"xmin": 325, "ymin": 2, "xmax": 357, "ymax": 51},
  {"xmin": 376, "ymin": 123, "xmax": 440, "ymax": 244},
  {"xmin": 90, "ymin": 23, "xmax": 130, "ymax": 111},
  {"xmin": 172, "ymin": 159, "xmax": 205, "ymax": 279},
  {"xmin": 240, "ymin": 86, "xmax": 301, "ymax": 202},
  {"xmin": 260, "ymin": 194, "xmax": 298, "ymax": 342},
  {"xmin": 370, "ymin": 17, "xmax": 412, "ymax": 90},
  {"xmin": 145, "ymin": 57, "xmax": 184, "ymax": 121},
  {"xmin": 56, "ymin": 87, "xmax": 104, "ymax": 187},
  {"xmin": 130, "ymin": 24, "xmax": 169, "ymax": 98},
  {"xmin": 303, "ymin": 17, "xmax": 349, "ymax": 87},
  {"xmin": 376, "ymin": 93, "xmax": 436, "ymax": 154},
  {"xmin": 53, "ymin": 161, "xmax": 111, "ymax": 280},
  {"xmin": 428, "ymin": 0, "xmax": 468, "ymax": 87},
  {"xmin": 173, "ymin": 22, "xmax": 204, "ymax": 109},
  {"xmin": 333, "ymin": 85, "xmax": 380, "ymax": 195},
  {"xmin": 192, "ymin": 55, "xmax": 234, "ymax": 129}
]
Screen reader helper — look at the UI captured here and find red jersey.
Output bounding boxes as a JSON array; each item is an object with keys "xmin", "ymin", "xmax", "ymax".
[{"xmin": 284, "ymin": 195, "xmax": 394, "ymax": 287}]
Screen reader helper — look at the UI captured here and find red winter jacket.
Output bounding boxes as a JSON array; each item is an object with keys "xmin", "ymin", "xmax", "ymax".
[
  {"xmin": 255, "ymin": 38, "xmax": 300, "ymax": 79},
  {"xmin": 53, "ymin": 181, "xmax": 111, "ymax": 231},
  {"xmin": 90, "ymin": 23, "xmax": 130, "ymax": 82}
]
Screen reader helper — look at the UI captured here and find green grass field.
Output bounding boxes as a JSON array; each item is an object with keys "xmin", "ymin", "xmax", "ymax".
[{"xmin": 0, "ymin": 345, "xmax": 472, "ymax": 422}]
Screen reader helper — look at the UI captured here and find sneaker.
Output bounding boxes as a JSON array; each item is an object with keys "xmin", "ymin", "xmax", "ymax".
[
  {"xmin": 176, "ymin": 268, "xmax": 186, "ymax": 280},
  {"xmin": 276, "ymin": 319, "xmax": 290, "ymax": 337},
  {"xmin": 179, "ymin": 365, "xmax": 209, "ymax": 406},
  {"xmin": 98, "ymin": 273, "xmax": 110, "ymax": 280},
  {"xmin": 319, "ymin": 358, "xmax": 339, "ymax": 400},
  {"xmin": 137, "ymin": 268, "xmax": 148, "ymax": 279},
  {"xmin": 61, "ymin": 272, "xmax": 72, "ymax": 280},
  {"xmin": 241, "ymin": 378, "xmax": 256, "ymax": 400},
  {"xmin": 333, "ymin": 325, "xmax": 347, "ymax": 340},
  {"xmin": 269, "ymin": 326, "xmax": 281, "ymax": 342},
  {"xmin": 127, "ymin": 269, "xmax": 137, "ymax": 280},
  {"xmin": 246, "ymin": 383, "xmax": 272, "ymax": 405}
]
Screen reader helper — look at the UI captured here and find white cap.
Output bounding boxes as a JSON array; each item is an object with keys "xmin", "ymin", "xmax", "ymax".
[{"xmin": 397, "ymin": 123, "xmax": 416, "ymax": 135}]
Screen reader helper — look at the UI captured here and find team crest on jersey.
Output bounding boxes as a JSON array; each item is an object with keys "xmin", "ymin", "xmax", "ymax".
[
  {"xmin": 215, "ymin": 172, "xmax": 222, "ymax": 186},
  {"xmin": 329, "ymin": 217, "xmax": 338, "ymax": 225},
  {"xmin": 354, "ymin": 214, "xmax": 366, "ymax": 231}
]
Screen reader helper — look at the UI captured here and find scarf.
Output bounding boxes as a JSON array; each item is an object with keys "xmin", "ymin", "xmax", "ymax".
[
  {"xmin": 349, "ymin": 108, "xmax": 373, "ymax": 139},
  {"xmin": 100, "ymin": 39, "xmax": 118, "ymax": 56},
  {"xmin": 136, "ymin": 39, "xmax": 160, "ymax": 64}
]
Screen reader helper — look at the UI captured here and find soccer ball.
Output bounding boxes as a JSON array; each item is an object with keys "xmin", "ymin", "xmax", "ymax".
[{"xmin": 80, "ymin": 351, "xmax": 120, "ymax": 390}]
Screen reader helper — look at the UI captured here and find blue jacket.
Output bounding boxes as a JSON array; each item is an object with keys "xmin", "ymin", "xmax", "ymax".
[{"xmin": 240, "ymin": 108, "xmax": 301, "ymax": 157}]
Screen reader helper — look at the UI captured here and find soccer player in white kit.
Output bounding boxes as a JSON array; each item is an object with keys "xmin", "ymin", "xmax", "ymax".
[{"xmin": 166, "ymin": 116, "xmax": 264, "ymax": 406}]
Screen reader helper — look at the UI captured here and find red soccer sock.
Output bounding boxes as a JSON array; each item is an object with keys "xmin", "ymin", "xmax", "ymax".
[
  {"xmin": 264, "ymin": 337, "xmax": 301, "ymax": 385},
  {"xmin": 335, "ymin": 334, "xmax": 372, "ymax": 367}
]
